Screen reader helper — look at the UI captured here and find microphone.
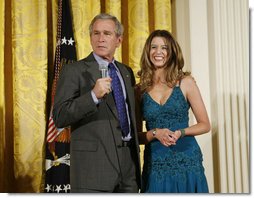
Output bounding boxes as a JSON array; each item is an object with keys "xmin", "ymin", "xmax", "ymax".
[
  {"xmin": 99, "ymin": 63, "xmax": 109, "ymax": 78},
  {"xmin": 99, "ymin": 63, "xmax": 111, "ymax": 94}
]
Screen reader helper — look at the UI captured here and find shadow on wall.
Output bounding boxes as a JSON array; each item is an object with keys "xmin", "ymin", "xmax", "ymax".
[{"xmin": 211, "ymin": 93, "xmax": 249, "ymax": 193}]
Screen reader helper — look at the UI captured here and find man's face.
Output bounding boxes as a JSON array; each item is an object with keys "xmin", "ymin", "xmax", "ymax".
[{"xmin": 90, "ymin": 19, "xmax": 122, "ymax": 62}]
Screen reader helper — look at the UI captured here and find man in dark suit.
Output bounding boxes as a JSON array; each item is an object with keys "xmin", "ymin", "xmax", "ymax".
[{"xmin": 53, "ymin": 13, "xmax": 141, "ymax": 193}]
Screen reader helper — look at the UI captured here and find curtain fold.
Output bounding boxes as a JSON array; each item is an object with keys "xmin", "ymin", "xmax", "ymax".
[
  {"xmin": 105, "ymin": 0, "xmax": 122, "ymax": 61},
  {"xmin": 12, "ymin": 0, "xmax": 48, "ymax": 192},
  {"xmin": 71, "ymin": 0, "xmax": 100, "ymax": 60},
  {"xmin": 128, "ymin": 0, "xmax": 149, "ymax": 77},
  {"xmin": 154, "ymin": 0, "xmax": 171, "ymax": 31},
  {"xmin": 0, "ymin": 0, "xmax": 5, "ymax": 191},
  {"xmin": 1, "ymin": 0, "xmax": 15, "ymax": 193}
]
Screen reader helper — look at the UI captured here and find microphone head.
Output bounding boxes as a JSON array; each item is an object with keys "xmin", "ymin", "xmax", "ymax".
[
  {"xmin": 99, "ymin": 63, "xmax": 109, "ymax": 78},
  {"xmin": 99, "ymin": 63, "xmax": 108, "ymax": 71}
]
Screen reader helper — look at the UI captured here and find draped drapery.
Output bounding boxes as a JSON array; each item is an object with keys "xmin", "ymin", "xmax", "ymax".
[{"xmin": 0, "ymin": 0, "xmax": 172, "ymax": 192}]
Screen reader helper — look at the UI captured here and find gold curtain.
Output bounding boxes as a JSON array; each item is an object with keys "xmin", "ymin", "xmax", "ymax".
[
  {"xmin": 0, "ymin": 0, "xmax": 5, "ymax": 192},
  {"xmin": 0, "ymin": 0, "xmax": 171, "ymax": 192}
]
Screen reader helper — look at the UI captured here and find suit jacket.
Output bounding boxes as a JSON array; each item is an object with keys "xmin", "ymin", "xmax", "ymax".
[{"xmin": 53, "ymin": 53, "xmax": 141, "ymax": 192}]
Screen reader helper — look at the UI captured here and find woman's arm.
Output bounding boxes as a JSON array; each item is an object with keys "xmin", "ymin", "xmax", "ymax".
[
  {"xmin": 138, "ymin": 128, "xmax": 177, "ymax": 146},
  {"xmin": 179, "ymin": 76, "xmax": 211, "ymax": 136}
]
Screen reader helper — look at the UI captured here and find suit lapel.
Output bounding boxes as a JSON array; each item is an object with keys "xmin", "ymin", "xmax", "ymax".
[
  {"xmin": 115, "ymin": 62, "xmax": 137, "ymax": 136},
  {"xmin": 83, "ymin": 54, "xmax": 133, "ymax": 120},
  {"xmin": 84, "ymin": 58, "xmax": 101, "ymax": 83},
  {"xmin": 115, "ymin": 62, "xmax": 132, "ymax": 97},
  {"xmin": 104, "ymin": 93, "xmax": 118, "ymax": 118},
  {"xmin": 113, "ymin": 62, "xmax": 134, "ymax": 116},
  {"xmin": 83, "ymin": 53, "xmax": 119, "ymax": 118}
]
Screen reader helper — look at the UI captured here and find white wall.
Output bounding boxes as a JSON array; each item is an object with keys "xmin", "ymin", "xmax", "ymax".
[
  {"xmin": 172, "ymin": 0, "xmax": 249, "ymax": 193},
  {"xmin": 173, "ymin": 0, "xmax": 214, "ymax": 192}
]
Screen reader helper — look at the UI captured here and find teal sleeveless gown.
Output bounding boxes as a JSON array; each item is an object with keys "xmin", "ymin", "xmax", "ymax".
[{"xmin": 141, "ymin": 85, "xmax": 209, "ymax": 193}]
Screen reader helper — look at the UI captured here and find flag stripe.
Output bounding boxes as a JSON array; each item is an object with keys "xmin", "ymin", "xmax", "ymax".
[{"xmin": 47, "ymin": 117, "xmax": 57, "ymax": 142}]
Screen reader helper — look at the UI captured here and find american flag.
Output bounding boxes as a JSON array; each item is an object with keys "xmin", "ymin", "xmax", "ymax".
[
  {"xmin": 44, "ymin": 0, "xmax": 76, "ymax": 193},
  {"xmin": 46, "ymin": 116, "xmax": 63, "ymax": 143}
]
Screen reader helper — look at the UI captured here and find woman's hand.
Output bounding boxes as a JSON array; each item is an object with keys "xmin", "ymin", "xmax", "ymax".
[
  {"xmin": 174, "ymin": 130, "xmax": 182, "ymax": 140},
  {"xmin": 154, "ymin": 128, "xmax": 178, "ymax": 147}
]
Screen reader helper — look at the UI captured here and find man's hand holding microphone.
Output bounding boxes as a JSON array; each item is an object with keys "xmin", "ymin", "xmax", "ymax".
[{"xmin": 92, "ymin": 63, "xmax": 112, "ymax": 99}]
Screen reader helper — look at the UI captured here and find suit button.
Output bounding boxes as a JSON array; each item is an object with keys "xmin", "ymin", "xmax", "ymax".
[
  {"xmin": 116, "ymin": 125, "xmax": 121, "ymax": 130},
  {"xmin": 117, "ymin": 145, "xmax": 122, "ymax": 148}
]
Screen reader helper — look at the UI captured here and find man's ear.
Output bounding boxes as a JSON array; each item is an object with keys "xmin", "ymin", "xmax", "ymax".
[{"xmin": 116, "ymin": 36, "xmax": 123, "ymax": 47}]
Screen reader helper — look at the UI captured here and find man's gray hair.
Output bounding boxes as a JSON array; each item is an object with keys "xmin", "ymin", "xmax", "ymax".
[{"xmin": 89, "ymin": 13, "xmax": 124, "ymax": 37}]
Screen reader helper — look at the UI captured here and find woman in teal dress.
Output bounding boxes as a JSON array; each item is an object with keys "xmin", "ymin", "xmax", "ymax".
[{"xmin": 135, "ymin": 30, "xmax": 211, "ymax": 193}]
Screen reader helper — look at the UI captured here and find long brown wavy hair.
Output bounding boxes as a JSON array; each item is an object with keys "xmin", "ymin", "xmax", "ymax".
[{"xmin": 138, "ymin": 30, "xmax": 190, "ymax": 92}]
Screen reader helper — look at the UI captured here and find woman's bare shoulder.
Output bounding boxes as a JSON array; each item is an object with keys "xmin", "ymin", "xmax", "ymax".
[{"xmin": 181, "ymin": 75, "xmax": 197, "ymax": 86}]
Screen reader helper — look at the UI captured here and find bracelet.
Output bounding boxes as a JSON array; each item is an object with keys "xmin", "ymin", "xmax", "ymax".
[
  {"xmin": 152, "ymin": 129, "xmax": 157, "ymax": 137},
  {"xmin": 180, "ymin": 129, "xmax": 186, "ymax": 138}
]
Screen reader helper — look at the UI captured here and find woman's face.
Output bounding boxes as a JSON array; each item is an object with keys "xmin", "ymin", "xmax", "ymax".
[{"xmin": 149, "ymin": 36, "xmax": 169, "ymax": 69}]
